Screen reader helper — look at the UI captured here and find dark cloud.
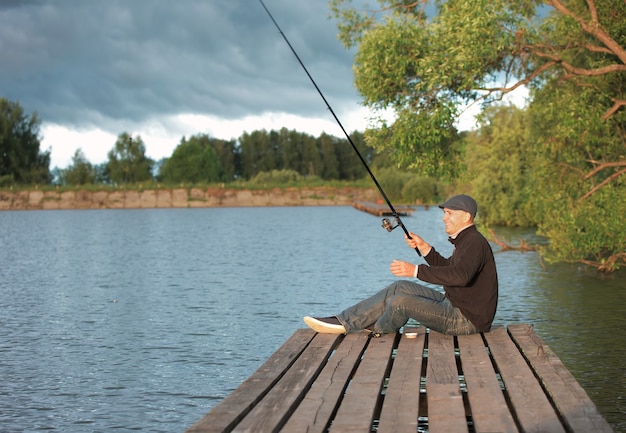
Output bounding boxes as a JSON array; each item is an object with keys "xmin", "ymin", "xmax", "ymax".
[{"xmin": 0, "ymin": 0, "xmax": 359, "ymax": 129}]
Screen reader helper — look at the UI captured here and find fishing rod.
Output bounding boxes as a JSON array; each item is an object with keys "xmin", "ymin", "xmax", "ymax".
[{"xmin": 258, "ymin": 0, "xmax": 421, "ymax": 256}]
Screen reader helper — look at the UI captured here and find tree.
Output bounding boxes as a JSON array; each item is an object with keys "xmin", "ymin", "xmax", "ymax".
[
  {"xmin": 318, "ymin": 133, "xmax": 340, "ymax": 180},
  {"xmin": 278, "ymin": 128, "xmax": 305, "ymax": 176},
  {"xmin": 59, "ymin": 148, "xmax": 97, "ymax": 185},
  {"xmin": 336, "ymin": 131, "xmax": 374, "ymax": 181},
  {"xmin": 331, "ymin": 0, "xmax": 626, "ymax": 270},
  {"xmin": 301, "ymin": 133, "xmax": 322, "ymax": 177},
  {"xmin": 106, "ymin": 133, "xmax": 153, "ymax": 184},
  {"xmin": 330, "ymin": 0, "xmax": 625, "ymax": 184},
  {"xmin": 0, "ymin": 98, "xmax": 51, "ymax": 185},
  {"xmin": 239, "ymin": 129, "xmax": 277, "ymax": 179},
  {"xmin": 524, "ymin": 75, "xmax": 626, "ymax": 270},
  {"xmin": 464, "ymin": 104, "xmax": 532, "ymax": 227},
  {"xmin": 209, "ymin": 137, "xmax": 238, "ymax": 181},
  {"xmin": 159, "ymin": 135, "xmax": 223, "ymax": 183}
]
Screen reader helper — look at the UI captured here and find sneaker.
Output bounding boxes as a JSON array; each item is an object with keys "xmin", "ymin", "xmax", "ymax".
[{"xmin": 303, "ymin": 316, "xmax": 346, "ymax": 334}]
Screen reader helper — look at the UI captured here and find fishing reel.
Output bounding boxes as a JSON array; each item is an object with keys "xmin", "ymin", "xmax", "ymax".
[{"xmin": 381, "ymin": 217, "xmax": 400, "ymax": 232}]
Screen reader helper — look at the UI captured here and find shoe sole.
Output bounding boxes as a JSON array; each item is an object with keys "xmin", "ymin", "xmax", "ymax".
[{"xmin": 303, "ymin": 316, "xmax": 346, "ymax": 334}]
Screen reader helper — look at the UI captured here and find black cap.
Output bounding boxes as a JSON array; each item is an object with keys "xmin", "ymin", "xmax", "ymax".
[{"xmin": 438, "ymin": 194, "xmax": 477, "ymax": 218}]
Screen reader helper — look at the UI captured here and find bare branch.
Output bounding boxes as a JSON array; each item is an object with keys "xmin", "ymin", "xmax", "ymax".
[
  {"xmin": 583, "ymin": 161, "xmax": 626, "ymax": 179},
  {"xmin": 547, "ymin": 0, "xmax": 626, "ymax": 64},
  {"xmin": 584, "ymin": 44, "xmax": 614, "ymax": 55},
  {"xmin": 534, "ymin": 50, "xmax": 626, "ymax": 76},
  {"xmin": 477, "ymin": 61, "xmax": 557, "ymax": 95},
  {"xmin": 586, "ymin": 0, "xmax": 599, "ymax": 23},
  {"xmin": 602, "ymin": 99, "xmax": 626, "ymax": 120},
  {"xmin": 580, "ymin": 252, "xmax": 626, "ymax": 272},
  {"xmin": 579, "ymin": 167, "xmax": 626, "ymax": 200},
  {"xmin": 488, "ymin": 229, "xmax": 536, "ymax": 252},
  {"xmin": 560, "ymin": 162, "xmax": 586, "ymax": 177}
]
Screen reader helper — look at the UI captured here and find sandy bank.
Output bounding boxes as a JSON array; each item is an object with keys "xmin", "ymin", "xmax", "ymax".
[{"xmin": 0, "ymin": 186, "xmax": 380, "ymax": 210}]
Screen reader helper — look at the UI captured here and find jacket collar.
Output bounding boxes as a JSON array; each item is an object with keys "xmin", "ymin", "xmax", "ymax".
[{"xmin": 448, "ymin": 224, "xmax": 476, "ymax": 244}]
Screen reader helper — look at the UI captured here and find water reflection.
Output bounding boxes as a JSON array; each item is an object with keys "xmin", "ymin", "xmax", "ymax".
[{"xmin": 490, "ymin": 223, "xmax": 625, "ymax": 430}]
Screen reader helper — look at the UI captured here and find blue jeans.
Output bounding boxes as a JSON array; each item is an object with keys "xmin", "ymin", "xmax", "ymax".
[{"xmin": 337, "ymin": 280, "xmax": 478, "ymax": 335}]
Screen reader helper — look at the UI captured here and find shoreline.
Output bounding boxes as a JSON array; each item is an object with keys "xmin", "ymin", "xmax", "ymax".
[{"xmin": 0, "ymin": 186, "xmax": 381, "ymax": 211}]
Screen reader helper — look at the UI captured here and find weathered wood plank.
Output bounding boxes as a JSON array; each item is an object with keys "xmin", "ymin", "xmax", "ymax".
[
  {"xmin": 508, "ymin": 324, "xmax": 613, "ymax": 433},
  {"xmin": 457, "ymin": 332, "xmax": 519, "ymax": 433},
  {"xmin": 427, "ymin": 332, "xmax": 468, "ymax": 433},
  {"xmin": 377, "ymin": 327, "xmax": 426, "ymax": 433},
  {"xmin": 232, "ymin": 332, "xmax": 340, "ymax": 433},
  {"xmin": 185, "ymin": 329, "xmax": 319, "ymax": 433},
  {"xmin": 486, "ymin": 327, "xmax": 565, "ymax": 433},
  {"xmin": 281, "ymin": 332, "xmax": 371, "ymax": 433},
  {"xmin": 187, "ymin": 325, "xmax": 612, "ymax": 433},
  {"xmin": 329, "ymin": 333, "xmax": 396, "ymax": 433}
]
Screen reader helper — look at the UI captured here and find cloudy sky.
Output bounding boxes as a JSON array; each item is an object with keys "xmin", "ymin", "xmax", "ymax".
[{"xmin": 1, "ymin": 0, "xmax": 482, "ymax": 169}]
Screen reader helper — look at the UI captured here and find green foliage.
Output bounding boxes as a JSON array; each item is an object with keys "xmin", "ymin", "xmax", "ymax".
[
  {"xmin": 464, "ymin": 104, "xmax": 533, "ymax": 226},
  {"xmin": 106, "ymin": 133, "xmax": 153, "ymax": 184},
  {"xmin": 59, "ymin": 149, "xmax": 97, "ymax": 185},
  {"xmin": 318, "ymin": 132, "xmax": 340, "ymax": 180},
  {"xmin": 0, "ymin": 98, "xmax": 51, "ymax": 185},
  {"xmin": 373, "ymin": 167, "xmax": 412, "ymax": 201},
  {"xmin": 331, "ymin": 0, "xmax": 626, "ymax": 270},
  {"xmin": 350, "ymin": 12, "xmax": 463, "ymax": 178},
  {"xmin": 401, "ymin": 176, "xmax": 440, "ymax": 204},
  {"xmin": 524, "ymin": 76, "xmax": 626, "ymax": 270},
  {"xmin": 330, "ymin": 0, "xmax": 541, "ymax": 180},
  {"xmin": 160, "ymin": 135, "xmax": 223, "ymax": 183},
  {"xmin": 236, "ymin": 128, "xmax": 376, "ymax": 181},
  {"xmin": 373, "ymin": 167, "xmax": 440, "ymax": 203},
  {"xmin": 537, "ymin": 186, "xmax": 626, "ymax": 272},
  {"xmin": 249, "ymin": 169, "xmax": 304, "ymax": 186}
]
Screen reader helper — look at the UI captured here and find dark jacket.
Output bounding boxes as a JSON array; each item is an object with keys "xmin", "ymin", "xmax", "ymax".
[{"xmin": 416, "ymin": 225, "xmax": 498, "ymax": 332}]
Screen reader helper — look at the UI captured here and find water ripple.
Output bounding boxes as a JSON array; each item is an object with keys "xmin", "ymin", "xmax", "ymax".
[{"xmin": 0, "ymin": 207, "xmax": 623, "ymax": 432}]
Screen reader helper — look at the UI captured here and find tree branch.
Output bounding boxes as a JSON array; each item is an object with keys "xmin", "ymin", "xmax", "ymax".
[
  {"xmin": 547, "ymin": 0, "xmax": 626, "ymax": 64},
  {"xmin": 477, "ymin": 61, "xmax": 557, "ymax": 95},
  {"xmin": 584, "ymin": 44, "xmax": 614, "ymax": 56},
  {"xmin": 489, "ymin": 229, "xmax": 535, "ymax": 252},
  {"xmin": 579, "ymin": 167, "xmax": 626, "ymax": 200},
  {"xmin": 583, "ymin": 161, "xmax": 626, "ymax": 180},
  {"xmin": 533, "ymin": 50, "xmax": 626, "ymax": 76},
  {"xmin": 602, "ymin": 99, "xmax": 626, "ymax": 120}
]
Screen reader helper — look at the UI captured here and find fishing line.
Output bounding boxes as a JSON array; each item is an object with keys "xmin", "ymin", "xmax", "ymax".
[{"xmin": 258, "ymin": 0, "xmax": 421, "ymax": 256}]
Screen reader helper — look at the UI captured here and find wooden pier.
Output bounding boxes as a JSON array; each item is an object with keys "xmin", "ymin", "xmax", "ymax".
[
  {"xmin": 186, "ymin": 324, "xmax": 613, "ymax": 433},
  {"xmin": 353, "ymin": 200, "xmax": 414, "ymax": 217}
]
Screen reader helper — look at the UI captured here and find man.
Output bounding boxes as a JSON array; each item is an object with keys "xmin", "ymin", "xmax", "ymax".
[{"xmin": 304, "ymin": 194, "xmax": 498, "ymax": 336}]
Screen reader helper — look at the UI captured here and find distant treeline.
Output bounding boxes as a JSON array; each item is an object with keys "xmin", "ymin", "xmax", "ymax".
[
  {"xmin": 0, "ymin": 97, "xmax": 382, "ymax": 186},
  {"xmin": 59, "ymin": 129, "xmax": 378, "ymax": 186}
]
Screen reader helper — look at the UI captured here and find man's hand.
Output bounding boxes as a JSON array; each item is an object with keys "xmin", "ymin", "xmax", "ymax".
[
  {"xmin": 390, "ymin": 259, "xmax": 417, "ymax": 278},
  {"xmin": 405, "ymin": 232, "xmax": 431, "ymax": 256}
]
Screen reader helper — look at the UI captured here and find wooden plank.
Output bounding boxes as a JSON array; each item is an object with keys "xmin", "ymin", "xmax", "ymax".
[
  {"xmin": 485, "ymin": 327, "xmax": 565, "ymax": 433},
  {"xmin": 281, "ymin": 332, "xmax": 371, "ymax": 433},
  {"xmin": 457, "ymin": 332, "xmax": 519, "ymax": 433},
  {"xmin": 377, "ymin": 327, "xmax": 426, "ymax": 433},
  {"xmin": 188, "ymin": 324, "xmax": 612, "ymax": 433},
  {"xmin": 508, "ymin": 324, "xmax": 613, "ymax": 433},
  {"xmin": 427, "ymin": 331, "xmax": 468, "ymax": 433},
  {"xmin": 185, "ymin": 329, "xmax": 318, "ymax": 433},
  {"xmin": 232, "ymin": 332, "xmax": 340, "ymax": 433},
  {"xmin": 329, "ymin": 333, "xmax": 396, "ymax": 433}
]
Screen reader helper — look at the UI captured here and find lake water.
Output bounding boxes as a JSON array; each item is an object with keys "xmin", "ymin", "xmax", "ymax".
[{"xmin": 0, "ymin": 206, "xmax": 624, "ymax": 432}]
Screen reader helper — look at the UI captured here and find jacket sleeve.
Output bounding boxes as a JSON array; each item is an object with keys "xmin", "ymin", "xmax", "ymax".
[{"xmin": 417, "ymin": 236, "xmax": 488, "ymax": 287}]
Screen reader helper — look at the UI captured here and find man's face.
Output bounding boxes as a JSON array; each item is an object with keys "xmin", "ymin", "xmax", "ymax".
[{"xmin": 442, "ymin": 208, "xmax": 471, "ymax": 235}]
